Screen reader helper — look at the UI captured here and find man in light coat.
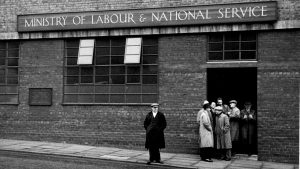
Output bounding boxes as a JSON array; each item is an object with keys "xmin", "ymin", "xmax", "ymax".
[
  {"xmin": 215, "ymin": 106, "xmax": 232, "ymax": 161},
  {"xmin": 197, "ymin": 102, "xmax": 214, "ymax": 162}
]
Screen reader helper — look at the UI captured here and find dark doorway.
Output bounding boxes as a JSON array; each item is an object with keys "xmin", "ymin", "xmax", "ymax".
[{"xmin": 207, "ymin": 67, "xmax": 257, "ymax": 154}]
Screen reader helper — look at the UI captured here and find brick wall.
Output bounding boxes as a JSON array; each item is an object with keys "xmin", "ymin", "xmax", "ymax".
[{"xmin": 257, "ymin": 30, "xmax": 300, "ymax": 163}]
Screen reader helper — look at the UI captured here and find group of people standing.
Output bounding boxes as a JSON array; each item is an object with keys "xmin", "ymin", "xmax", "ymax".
[{"xmin": 197, "ymin": 98, "xmax": 257, "ymax": 162}]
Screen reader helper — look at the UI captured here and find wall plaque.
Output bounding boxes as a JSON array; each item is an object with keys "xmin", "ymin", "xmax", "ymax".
[
  {"xmin": 17, "ymin": 1, "xmax": 277, "ymax": 32},
  {"xmin": 29, "ymin": 88, "xmax": 52, "ymax": 106}
]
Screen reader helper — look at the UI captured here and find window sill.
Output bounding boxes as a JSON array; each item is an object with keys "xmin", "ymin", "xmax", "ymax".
[{"xmin": 62, "ymin": 103, "xmax": 153, "ymax": 106}]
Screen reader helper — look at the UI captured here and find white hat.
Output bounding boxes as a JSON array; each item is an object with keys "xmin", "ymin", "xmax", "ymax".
[{"xmin": 203, "ymin": 100, "xmax": 209, "ymax": 105}]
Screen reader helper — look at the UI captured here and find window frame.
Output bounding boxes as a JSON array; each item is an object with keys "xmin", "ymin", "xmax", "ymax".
[
  {"xmin": 63, "ymin": 37, "xmax": 159, "ymax": 105},
  {"xmin": 0, "ymin": 41, "xmax": 20, "ymax": 105},
  {"xmin": 207, "ymin": 32, "xmax": 258, "ymax": 62}
]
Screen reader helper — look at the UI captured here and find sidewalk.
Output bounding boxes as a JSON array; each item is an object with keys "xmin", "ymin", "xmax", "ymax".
[{"xmin": 0, "ymin": 139, "xmax": 297, "ymax": 169}]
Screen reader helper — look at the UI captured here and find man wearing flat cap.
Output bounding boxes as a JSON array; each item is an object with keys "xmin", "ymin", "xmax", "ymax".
[
  {"xmin": 228, "ymin": 100, "xmax": 240, "ymax": 155},
  {"xmin": 144, "ymin": 103, "xmax": 167, "ymax": 165}
]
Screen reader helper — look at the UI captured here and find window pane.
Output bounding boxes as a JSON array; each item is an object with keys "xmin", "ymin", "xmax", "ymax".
[
  {"xmin": 8, "ymin": 50, "xmax": 18, "ymax": 58},
  {"xmin": 142, "ymin": 55, "xmax": 158, "ymax": 64},
  {"xmin": 78, "ymin": 56, "xmax": 93, "ymax": 65},
  {"xmin": 66, "ymin": 57, "xmax": 77, "ymax": 65},
  {"xmin": 126, "ymin": 46, "xmax": 141, "ymax": 55},
  {"xmin": 0, "ymin": 69, "xmax": 5, "ymax": 75},
  {"xmin": 66, "ymin": 76, "xmax": 79, "ymax": 84},
  {"xmin": 0, "ymin": 50, "xmax": 6, "ymax": 57},
  {"xmin": 225, "ymin": 42, "xmax": 239, "ymax": 50},
  {"xmin": 95, "ymin": 56, "xmax": 109, "ymax": 65},
  {"xmin": 111, "ymin": 75, "xmax": 125, "ymax": 84},
  {"xmin": 95, "ymin": 85, "xmax": 109, "ymax": 93},
  {"xmin": 110, "ymin": 85, "xmax": 125, "ymax": 93},
  {"xmin": 0, "ymin": 59, "xmax": 5, "ymax": 65},
  {"xmin": 7, "ymin": 68, "xmax": 18, "ymax": 76},
  {"xmin": 208, "ymin": 52, "xmax": 222, "ymax": 60},
  {"xmin": 241, "ymin": 42, "xmax": 256, "ymax": 50},
  {"xmin": 143, "ymin": 75, "xmax": 157, "ymax": 84},
  {"xmin": 64, "ymin": 94, "xmax": 78, "ymax": 103},
  {"xmin": 0, "ymin": 77, "xmax": 5, "ymax": 84},
  {"xmin": 79, "ymin": 85, "xmax": 94, "ymax": 93},
  {"xmin": 80, "ymin": 39, "xmax": 94, "ymax": 47},
  {"xmin": 143, "ymin": 37, "xmax": 157, "ymax": 45},
  {"xmin": 67, "ymin": 48, "xmax": 78, "ymax": 56},
  {"xmin": 127, "ymin": 66, "xmax": 140, "ymax": 74},
  {"xmin": 127, "ymin": 38, "xmax": 142, "ymax": 45},
  {"xmin": 143, "ymin": 65, "xmax": 157, "ymax": 74},
  {"xmin": 81, "ymin": 67, "xmax": 93, "ymax": 76},
  {"xmin": 143, "ymin": 46, "xmax": 158, "ymax": 55},
  {"xmin": 0, "ymin": 86, "xmax": 5, "ymax": 93},
  {"xmin": 7, "ymin": 76, "xmax": 18, "ymax": 84},
  {"xmin": 110, "ymin": 94, "xmax": 125, "ymax": 103},
  {"xmin": 95, "ymin": 94, "xmax": 109, "ymax": 103},
  {"xmin": 78, "ymin": 94, "xmax": 93, "ymax": 103},
  {"xmin": 66, "ymin": 67, "xmax": 79, "ymax": 75},
  {"xmin": 66, "ymin": 40, "xmax": 79, "ymax": 48},
  {"xmin": 126, "ymin": 85, "xmax": 141, "ymax": 93},
  {"xmin": 111, "ymin": 66, "xmax": 125, "ymax": 74},
  {"xmin": 96, "ymin": 38, "xmax": 110, "ymax": 46},
  {"xmin": 142, "ymin": 94, "xmax": 157, "ymax": 103},
  {"xmin": 142, "ymin": 85, "xmax": 157, "ymax": 93},
  {"xmin": 80, "ymin": 76, "xmax": 93, "ymax": 83},
  {"xmin": 95, "ymin": 76, "xmax": 109, "ymax": 84},
  {"xmin": 6, "ymin": 86, "xmax": 18, "ymax": 93},
  {"xmin": 111, "ymin": 38, "xmax": 125, "ymax": 46},
  {"xmin": 95, "ymin": 66, "xmax": 109, "ymax": 75},
  {"xmin": 241, "ymin": 51, "xmax": 256, "ymax": 59},
  {"xmin": 225, "ymin": 33, "xmax": 239, "ymax": 41},
  {"xmin": 209, "ymin": 43, "xmax": 223, "ymax": 51},
  {"xmin": 127, "ymin": 75, "xmax": 140, "ymax": 83},
  {"xmin": 64, "ymin": 85, "xmax": 78, "ymax": 93},
  {"xmin": 111, "ymin": 56, "xmax": 123, "ymax": 64},
  {"xmin": 96, "ymin": 47, "xmax": 110, "ymax": 56},
  {"xmin": 79, "ymin": 47, "xmax": 94, "ymax": 56},
  {"xmin": 0, "ymin": 42, "xmax": 6, "ymax": 49},
  {"xmin": 8, "ymin": 42, "xmax": 19, "ymax": 49},
  {"xmin": 241, "ymin": 32, "xmax": 256, "ymax": 41},
  {"xmin": 126, "ymin": 94, "xmax": 141, "ymax": 103},
  {"xmin": 111, "ymin": 47, "xmax": 125, "ymax": 55},
  {"xmin": 0, "ymin": 94, "xmax": 18, "ymax": 103},
  {"xmin": 224, "ymin": 51, "xmax": 239, "ymax": 60},
  {"xmin": 124, "ymin": 54, "xmax": 140, "ymax": 64},
  {"xmin": 209, "ymin": 34, "xmax": 223, "ymax": 42}
]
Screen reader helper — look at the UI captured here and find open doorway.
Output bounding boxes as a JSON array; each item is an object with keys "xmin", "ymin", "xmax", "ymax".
[{"xmin": 207, "ymin": 67, "xmax": 257, "ymax": 155}]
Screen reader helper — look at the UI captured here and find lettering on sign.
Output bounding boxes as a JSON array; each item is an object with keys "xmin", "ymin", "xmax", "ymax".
[{"xmin": 17, "ymin": 1, "xmax": 277, "ymax": 32}]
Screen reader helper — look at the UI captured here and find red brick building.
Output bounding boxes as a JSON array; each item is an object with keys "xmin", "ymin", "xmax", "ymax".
[{"xmin": 0, "ymin": 0, "xmax": 299, "ymax": 164}]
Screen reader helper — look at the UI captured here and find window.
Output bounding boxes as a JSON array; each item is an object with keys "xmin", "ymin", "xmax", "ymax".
[
  {"xmin": 77, "ymin": 39, "xmax": 95, "ymax": 65},
  {"xmin": 0, "ymin": 41, "xmax": 19, "ymax": 104},
  {"xmin": 208, "ymin": 32, "xmax": 257, "ymax": 61},
  {"xmin": 64, "ymin": 37, "xmax": 158, "ymax": 104}
]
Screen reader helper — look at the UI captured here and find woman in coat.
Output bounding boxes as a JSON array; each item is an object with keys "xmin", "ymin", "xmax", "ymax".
[
  {"xmin": 215, "ymin": 106, "xmax": 232, "ymax": 161},
  {"xmin": 197, "ymin": 103, "xmax": 214, "ymax": 162}
]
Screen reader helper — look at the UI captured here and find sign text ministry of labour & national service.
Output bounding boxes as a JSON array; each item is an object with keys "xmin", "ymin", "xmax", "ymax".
[{"xmin": 17, "ymin": 1, "xmax": 277, "ymax": 32}]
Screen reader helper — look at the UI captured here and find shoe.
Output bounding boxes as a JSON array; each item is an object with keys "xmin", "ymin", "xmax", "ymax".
[
  {"xmin": 146, "ymin": 161, "xmax": 152, "ymax": 165},
  {"xmin": 156, "ymin": 160, "xmax": 164, "ymax": 164}
]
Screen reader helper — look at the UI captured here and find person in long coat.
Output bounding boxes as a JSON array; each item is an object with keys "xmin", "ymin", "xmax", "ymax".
[
  {"xmin": 197, "ymin": 103, "xmax": 214, "ymax": 162},
  {"xmin": 215, "ymin": 106, "xmax": 232, "ymax": 161},
  {"xmin": 228, "ymin": 100, "xmax": 240, "ymax": 155},
  {"xmin": 240, "ymin": 102, "xmax": 256, "ymax": 155},
  {"xmin": 144, "ymin": 103, "xmax": 167, "ymax": 165}
]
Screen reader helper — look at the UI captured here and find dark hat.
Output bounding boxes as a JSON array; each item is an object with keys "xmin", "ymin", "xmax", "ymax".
[
  {"xmin": 151, "ymin": 103, "xmax": 159, "ymax": 107},
  {"xmin": 229, "ymin": 100, "xmax": 237, "ymax": 104},
  {"xmin": 244, "ymin": 102, "xmax": 252, "ymax": 105}
]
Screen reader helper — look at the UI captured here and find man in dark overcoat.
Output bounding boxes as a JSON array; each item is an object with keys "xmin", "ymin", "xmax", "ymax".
[{"xmin": 144, "ymin": 103, "xmax": 167, "ymax": 165}]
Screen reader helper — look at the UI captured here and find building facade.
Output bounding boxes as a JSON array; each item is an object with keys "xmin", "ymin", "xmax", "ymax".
[{"xmin": 0, "ymin": 0, "xmax": 299, "ymax": 164}]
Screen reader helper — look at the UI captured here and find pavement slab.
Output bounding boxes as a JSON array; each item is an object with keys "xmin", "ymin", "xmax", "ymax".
[{"xmin": 261, "ymin": 162, "xmax": 295, "ymax": 169}]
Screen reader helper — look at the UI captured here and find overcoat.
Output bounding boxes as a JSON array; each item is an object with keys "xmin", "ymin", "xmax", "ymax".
[
  {"xmin": 240, "ymin": 109, "xmax": 256, "ymax": 145},
  {"xmin": 198, "ymin": 110, "xmax": 214, "ymax": 148},
  {"xmin": 229, "ymin": 107, "xmax": 240, "ymax": 141},
  {"xmin": 144, "ymin": 111, "xmax": 167, "ymax": 149},
  {"xmin": 215, "ymin": 113, "xmax": 232, "ymax": 149}
]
